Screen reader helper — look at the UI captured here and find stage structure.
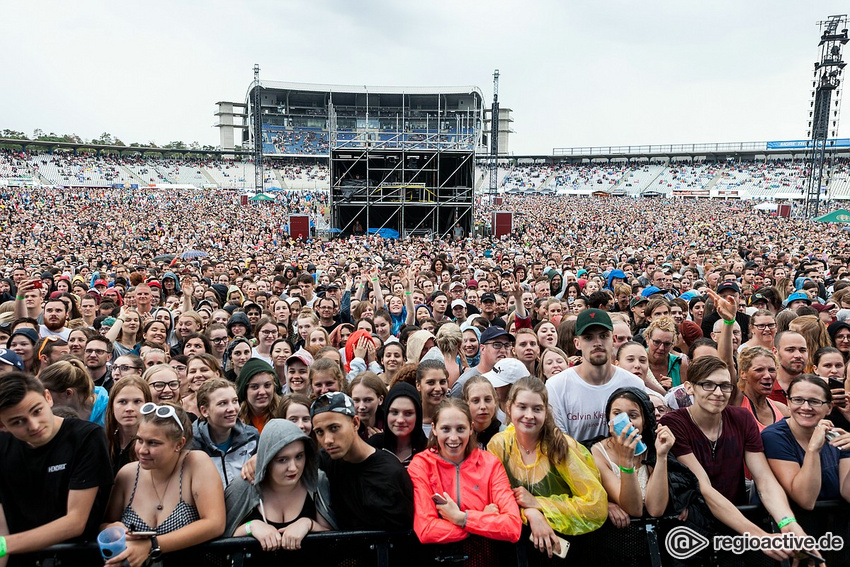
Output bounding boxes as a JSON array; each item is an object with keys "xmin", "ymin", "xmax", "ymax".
[
  {"xmin": 488, "ymin": 70, "xmax": 500, "ymax": 199},
  {"xmin": 805, "ymin": 14, "xmax": 848, "ymax": 218},
  {"xmin": 326, "ymin": 87, "xmax": 484, "ymax": 239},
  {"xmin": 251, "ymin": 64, "xmax": 263, "ymax": 193}
]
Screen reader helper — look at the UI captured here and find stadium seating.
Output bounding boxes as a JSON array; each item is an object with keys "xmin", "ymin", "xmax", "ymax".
[
  {"xmin": 617, "ymin": 163, "xmax": 666, "ymax": 195},
  {"xmin": 3, "ymin": 149, "xmax": 848, "ymax": 202}
]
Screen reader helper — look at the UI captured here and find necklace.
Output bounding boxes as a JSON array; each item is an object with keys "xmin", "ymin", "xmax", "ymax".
[
  {"xmin": 151, "ymin": 456, "xmax": 181, "ymax": 511},
  {"xmin": 516, "ymin": 437, "xmax": 537, "ymax": 455},
  {"xmin": 687, "ymin": 407, "xmax": 723, "ymax": 459}
]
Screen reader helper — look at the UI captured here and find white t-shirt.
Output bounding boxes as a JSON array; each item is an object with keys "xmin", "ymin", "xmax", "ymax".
[
  {"xmin": 39, "ymin": 325, "xmax": 70, "ymax": 340},
  {"xmin": 546, "ymin": 366, "xmax": 645, "ymax": 443}
]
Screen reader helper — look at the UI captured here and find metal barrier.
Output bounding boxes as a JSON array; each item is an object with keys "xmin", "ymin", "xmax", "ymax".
[{"xmin": 34, "ymin": 501, "xmax": 850, "ymax": 566}]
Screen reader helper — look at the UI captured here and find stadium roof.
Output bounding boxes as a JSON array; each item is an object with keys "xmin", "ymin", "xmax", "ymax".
[{"xmin": 255, "ymin": 80, "xmax": 483, "ymax": 98}]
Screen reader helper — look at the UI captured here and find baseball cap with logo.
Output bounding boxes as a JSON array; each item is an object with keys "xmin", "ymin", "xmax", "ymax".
[
  {"xmin": 0, "ymin": 348, "xmax": 24, "ymax": 372},
  {"xmin": 482, "ymin": 358, "xmax": 530, "ymax": 388},
  {"xmin": 716, "ymin": 282, "xmax": 741, "ymax": 295},
  {"xmin": 749, "ymin": 292, "xmax": 770, "ymax": 307},
  {"xmin": 480, "ymin": 292, "xmax": 496, "ymax": 303},
  {"xmin": 574, "ymin": 308, "xmax": 614, "ymax": 336}
]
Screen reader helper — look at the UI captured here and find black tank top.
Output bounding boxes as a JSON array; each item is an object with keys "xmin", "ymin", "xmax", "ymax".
[{"xmin": 245, "ymin": 493, "xmax": 316, "ymax": 529}]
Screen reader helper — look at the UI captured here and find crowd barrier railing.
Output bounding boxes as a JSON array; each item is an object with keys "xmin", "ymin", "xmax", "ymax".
[{"xmin": 34, "ymin": 500, "xmax": 850, "ymax": 566}]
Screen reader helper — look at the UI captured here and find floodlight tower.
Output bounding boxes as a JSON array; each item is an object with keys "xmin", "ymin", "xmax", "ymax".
[
  {"xmin": 253, "ymin": 64, "xmax": 264, "ymax": 194},
  {"xmin": 488, "ymin": 70, "xmax": 500, "ymax": 199},
  {"xmin": 804, "ymin": 15, "xmax": 848, "ymax": 218}
]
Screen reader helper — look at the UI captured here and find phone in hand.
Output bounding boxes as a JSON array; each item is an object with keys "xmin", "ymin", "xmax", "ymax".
[
  {"xmin": 32, "ymin": 279, "xmax": 42, "ymax": 289},
  {"xmin": 431, "ymin": 493, "xmax": 447, "ymax": 506},
  {"xmin": 529, "ymin": 533, "xmax": 570, "ymax": 559}
]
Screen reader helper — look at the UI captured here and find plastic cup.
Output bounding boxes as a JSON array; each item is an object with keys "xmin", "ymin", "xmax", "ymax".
[
  {"xmin": 97, "ymin": 526, "xmax": 127, "ymax": 560},
  {"xmin": 611, "ymin": 412, "xmax": 647, "ymax": 456}
]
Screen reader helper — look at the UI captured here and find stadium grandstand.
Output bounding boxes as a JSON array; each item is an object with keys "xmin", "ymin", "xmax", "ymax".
[{"xmin": 3, "ymin": 145, "xmax": 850, "ymax": 202}]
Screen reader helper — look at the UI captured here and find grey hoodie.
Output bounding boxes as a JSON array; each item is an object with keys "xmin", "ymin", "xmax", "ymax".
[
  {"xmin": 224, "ymin": 419, "xmax": 337, "ymax": 536},
  {"xmin": 191, "ymin": 419, "xmax": 258, "ymax": 487}
]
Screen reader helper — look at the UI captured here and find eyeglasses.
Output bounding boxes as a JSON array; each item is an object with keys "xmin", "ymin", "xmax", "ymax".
[
  {"xmin": 113, "ymin": 364, "xmax": 141, "ymax": 374},
  {"xmin": 149, "ymin": 380, "xmax": 180, "ymax": 392},
  {"xmin": 259, "ymin": 330, "xmax": 277, "ymax": 336},
  {"xmin": 695, "ymin": 381, "xmax": 734, "ymax": 393},
  {"xmin": 486, "ymin": 342, "xmax": 512, "ymax": 351},
  {"xmin": 210, "ymin": 337, "xmax": 229, "ymax": 344},
  {"xmin": 84, "ymin": 348, "xmax": 108, "ymax": 356},
  {"xmin": 788, "ymin": 397, "xmax": 827, "ymax": 408},
  {"xmin": 753, "ymin": 323, "xmax": 776, "ymax": 330},
  {"xmin": 649, "ymin": 339, "xmax": 674, "ymax": 349},
  {"xmin": 140, "ymin": 402, "xmax": 184, "ymax": 431}
]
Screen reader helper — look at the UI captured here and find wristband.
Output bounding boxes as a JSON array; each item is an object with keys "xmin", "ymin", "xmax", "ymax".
[
  {"xmin": 0, "ymin": 536, "xmax": 6, "ymax": 558},
  {"xmin": 460, "ymin": 512, "xmax": 468, "ymax": 529},
  {"xmin": 618, "ymin": 465, "xmax": 635, "ymax": 474},
  {"xmin": 245, "ymin": 521, "xmax": 253, "ymax": 535},
  {"xmin": 777, "ymin": 517, "xmax": 796, "ymax": 529},
  {"xmin": 405, "ymin": 292, "xmax": 412, "ymax": 296},
  {"xmin": 372, "ymin": 278, "xmax": 379, "ymax": 282},
  {"xmin": 723, "ymin": 319, "xmax": 735, "ymax": 325},
  {"xmin": 15, "ymin": 295, "xmax": 24, "ymax": 300}
]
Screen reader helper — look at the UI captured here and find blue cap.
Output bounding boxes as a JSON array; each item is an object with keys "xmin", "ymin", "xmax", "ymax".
[
  {"xmin": 784, "ymin": 291, "xmax": 812, "ymax": 307},
  {"xmin": 641, "ymin": 286, "xmax": 663, "ymax": 298},
  {"xmin": 679, "ymin": 291, "xmax": 699, "ymax": 301}
]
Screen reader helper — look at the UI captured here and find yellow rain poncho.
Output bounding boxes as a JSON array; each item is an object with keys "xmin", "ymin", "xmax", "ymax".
[{"xmin": 487, "ymin": 425, "xmax": 608, "ymax": 536}]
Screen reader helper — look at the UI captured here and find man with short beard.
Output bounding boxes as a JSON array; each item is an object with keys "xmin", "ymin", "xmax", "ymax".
[
  {"xmin": 770, "ymin": 331, "xmax": 807, "ymax": 404},
  {"xmin": 84, "ymin": 336, "xmax": 114, "ymax": 392},
  {"xmin": 546, "ymin": 309, "xmax": 644, "ymax": 443},
  {"xmin": 39, "ymin": 298, "xmax": 70, "ymax": 340}
]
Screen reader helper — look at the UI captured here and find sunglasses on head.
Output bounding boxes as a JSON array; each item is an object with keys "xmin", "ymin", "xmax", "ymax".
[{"xmin": 140, "ymin": 402, "xmax": 184, "ymax": 431}]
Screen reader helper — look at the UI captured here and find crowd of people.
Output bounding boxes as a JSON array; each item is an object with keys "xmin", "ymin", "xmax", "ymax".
[
  {"xmin": 0, "ymin": 187, "xmax": 850, "ymax": 566},
  {"xmin": 0, "ymin": 149, "xmax": 331, "ymax": 190}
]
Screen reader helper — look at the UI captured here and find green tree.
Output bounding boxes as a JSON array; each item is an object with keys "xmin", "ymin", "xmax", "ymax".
[{"xmin": 1, "ymin": 129, "xmax": 27, "ymax": 139}]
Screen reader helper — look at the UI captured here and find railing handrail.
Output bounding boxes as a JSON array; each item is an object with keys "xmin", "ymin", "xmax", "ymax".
[{"xmin": 34, "ymin": 500, "xmax": 850, "ymax": 566}]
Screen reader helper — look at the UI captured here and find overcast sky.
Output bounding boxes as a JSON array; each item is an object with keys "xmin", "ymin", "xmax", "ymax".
[{"xmin": 1, "ymin": 1, "xmax": 848, "ymax": 154}]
